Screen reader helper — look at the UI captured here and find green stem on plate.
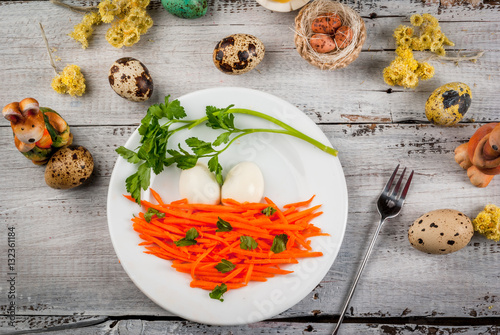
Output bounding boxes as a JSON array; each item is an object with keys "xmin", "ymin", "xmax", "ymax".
[{"xmin": 187, "ymin": 108, "xmax": 338, "ymax": 156}]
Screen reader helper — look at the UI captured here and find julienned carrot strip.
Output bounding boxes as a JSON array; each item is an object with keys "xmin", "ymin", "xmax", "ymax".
[
  {"xmin": 283, "ymin": 195, "xmax": 316, "ymax": 208},
  {"xmin": 149, "ymin": 189, "xmax": 165, "ymax": 206},
  {"xmin": 191, "ymin": 246, "xmax": 215, "ymax": 279},
  {"xmin": 288, "ymin": 231, "xmax": 312, "ymax": 251},
  {"xmin": 221, "ymin": 266, "xmax": 245, "ymax": 283},
  {"xmin": 285, "ymin": 205, "xmax": 322, "ymax": 223},
  {"xmin": 264, "ymin": 197, "xmax": 289, "ymax": 225},
  {"xmin": 252, "ymin": 266, "xmax": 293, "ymax": 275},
  {"xmin": 244, "ymin": 258, "xmax": 299, "ymax": 264},
  {"xmin": 127, "ymin": 189, "xmax": 326, "ymax": 294},
  {"xmin": 245, "ymin": 263, "xmax": 254, "ymax": 284}
]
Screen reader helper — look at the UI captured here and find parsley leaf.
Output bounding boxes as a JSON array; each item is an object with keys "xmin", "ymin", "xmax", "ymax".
[
  {"xmin": 215, "ymin": 259, "xmax": 235, "ymax": 273},
  {"xmin": 125, "ymin": 163, "xmax": 151, "ymax": 204},
  {"xmin": 271, "ymin": 234, "xmax": 288, "ymax": 254},
  {"xmin": 163, "ymin": 95, "xmax": 187, "ymax": 120},
  {"xmin": 208, "ymin": 156, "xmax": 223, "ymax": 185},
  {"xmin": 262, "ymin": 206, "xmax": 277, "ymax": 217},
  {"xmin": 206, "ymin": 105, "xmax": 235, "ymax": 130},
  {"xmin": 185, "ymin": 137, "xmax": 215, "ymax": 156},
  {"xmin": 116, "ymin": 147, "xmax": 142, "ymax": 164},
  {"xmin": 144, "ymin": 208, "xmax": 165, "ymax": 223},
  {"xmin": 175, "ymin": 228, "xmax": 199, "ymax": 247},
  {"xmin": 209, "ymin": 283, "xmax": 227, "ymax": 302},
  {"xmin": 240, "ymin": 236, "xmax": 258, "ymax": 250},
  {"xmin": 216, "ymin": 217, "xmax": 232, "ymax": 232},
  {"xmin": 212, "ymin": 132, "xmax": 231, "ymax": 147}
]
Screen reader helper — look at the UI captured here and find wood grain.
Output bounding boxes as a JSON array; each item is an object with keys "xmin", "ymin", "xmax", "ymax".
[{"xmin": 2, "ymin": 317, "xmax": 500, "ymax": 334}]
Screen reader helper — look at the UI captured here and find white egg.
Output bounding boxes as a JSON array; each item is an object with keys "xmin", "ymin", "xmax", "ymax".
[
  {"xmin": 179, "ymin": 163, "xmax": 221, "ymax": 205},
  {"xmin": 221, "ymin": 162, "xmax": 265, "ymax": 204}
]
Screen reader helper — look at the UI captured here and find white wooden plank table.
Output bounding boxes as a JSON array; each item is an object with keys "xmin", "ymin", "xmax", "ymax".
[{"xmin": 0, "ymin": 1, "xmax": 499, "ymax": 334}]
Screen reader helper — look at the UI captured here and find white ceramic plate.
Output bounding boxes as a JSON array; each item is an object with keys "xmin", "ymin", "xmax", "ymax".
[
  {"xmin": 107, "ymin": 87, "xmax": 348, "ymax": 325},
  {"xmin": 255, "ymin": 0, "xmax": 309, "ymax": 12}
]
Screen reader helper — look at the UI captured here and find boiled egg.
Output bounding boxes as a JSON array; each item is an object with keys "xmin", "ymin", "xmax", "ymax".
[
  {"xmin": 255, "ymin": 0, "xmax": 309, "ymax": 12},
  {"xmin": 221, "ymin": 162, "xmax": 264, "ymax": 204},
  {"xmin": 179, "ymin": 163, "xmax": 221, "ymax": 205}
]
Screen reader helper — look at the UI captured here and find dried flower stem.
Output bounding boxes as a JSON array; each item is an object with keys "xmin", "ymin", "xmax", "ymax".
[
  {"xmin": 50, "ymin": 0, "xmax": 98, "ymax": 13},
  {"xmin": 39, "ymin": 23, "xmax": 59, "ymax": 76},
  {"xmin": 427, "ymin": 50, "xmax": 485, "ymax": 63}
]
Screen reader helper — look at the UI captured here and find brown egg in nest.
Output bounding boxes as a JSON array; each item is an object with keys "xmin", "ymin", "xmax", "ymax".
[
  {"xmin": 45, "ymin": 145, "xmax": 94, "ymax": 189},
  {"xmin": 213, "ymin": 34, "xmax": 265, "ymax": 75},
  {"xmin": 311, "ymin": 13, "xmax": 341, "ymax": 34}
]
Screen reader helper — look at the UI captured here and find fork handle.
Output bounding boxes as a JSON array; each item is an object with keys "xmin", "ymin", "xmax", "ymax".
[{"xmin": 331, "ymin": 218, "xmax": 386, "ymax": 335}]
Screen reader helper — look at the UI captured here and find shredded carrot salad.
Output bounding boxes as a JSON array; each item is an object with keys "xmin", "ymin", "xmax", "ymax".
[{"xmin": 126, "ymin": 189, "xmax": 328, "ymax": 297}]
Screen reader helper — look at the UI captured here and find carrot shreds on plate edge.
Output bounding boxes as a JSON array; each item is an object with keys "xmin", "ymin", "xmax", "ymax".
[{"xmin": 126, "ymin": 189, "xmax": 328, "ymax": 297}]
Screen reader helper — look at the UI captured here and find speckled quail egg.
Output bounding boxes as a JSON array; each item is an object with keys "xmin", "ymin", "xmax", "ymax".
[
  {"xmin": 213, "ymin": 34, "xmax": 265, "ymax": 75},
  {"xmin": 425, "ymin": 82, "xmax": 472, "ymax": 126},
  {"xmin": 161, "ymin": 0, "xmax": 208, "ymax": 18},
  {"xmin": 108, "ymin": 57, "xmax": 153, "ymax": 102},
  {"xmin": 408, "ymin": 209, "xmax": 474, "ymax": 254},
  {"xmin": 45, "ymin": 145, "xmax": 94, "ymax": 189}
]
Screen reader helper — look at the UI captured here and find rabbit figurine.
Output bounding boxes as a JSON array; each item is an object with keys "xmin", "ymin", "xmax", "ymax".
[{"xmin": 2, "ymin": 98, "xmax": 72, "ymax": 165}]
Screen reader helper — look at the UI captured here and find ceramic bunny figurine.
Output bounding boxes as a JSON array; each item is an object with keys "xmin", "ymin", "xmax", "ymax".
[
  {"xmin": 2, "ymin": 98, "xmax": 72, "ymax": 164},
  {"xmin": 455, "ymin": 122, "xmax": 500, "ymax": 187}
]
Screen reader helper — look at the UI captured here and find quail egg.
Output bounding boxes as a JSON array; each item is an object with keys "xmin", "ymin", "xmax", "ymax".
[
  {"xmin": 45, "ymin": 145, "xmax": 94, "ymax": 189},
  {"xmin": 408, "ymin": 209, "xmax": 474, "ymax": 254},
  {"xmin": 161, "ymin": 0, "xmax": 208, "ymax": 18},
  {"xmin": 108, "ymin": 57, "xmax": 153, "ymax": 102},
  {"xmin": 425, "ymin": 82, "xmax": 472, "ymax": 126},
  {"xmin": 213, "ymin": 34, "xmax": 265, "ymax": 75}
]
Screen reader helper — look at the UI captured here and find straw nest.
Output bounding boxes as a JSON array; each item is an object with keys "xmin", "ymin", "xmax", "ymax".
[{"xmin": 294, "ymin": 0, "xmax": 366, "ymax": 70}]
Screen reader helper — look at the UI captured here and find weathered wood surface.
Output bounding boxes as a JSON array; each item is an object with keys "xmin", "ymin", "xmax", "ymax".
[
  {"xmin": 2, "ymin": 318, "xmax": 499, "ymax": 335},
  {"xmin": 1, "ymin": 0, "xmax": 500, "ymax": 334}
]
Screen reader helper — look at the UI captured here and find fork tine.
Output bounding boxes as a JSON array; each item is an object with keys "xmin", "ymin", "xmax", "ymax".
[
  {"xmin": 400, "ymin": 170, "xmax": 414, "ymax": 201},
  {"xmin": 391, "ymin": 167, "xmax": 406, "ymax": 197},
  {"xmin": 383, "ymin": 164, "xmax": 399, "ymax": 193}
]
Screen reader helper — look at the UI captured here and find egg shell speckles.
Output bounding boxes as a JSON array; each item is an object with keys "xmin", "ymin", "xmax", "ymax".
[
  {"xmin": 161, "ymin": 0, "xmax": 208, "ymax": 19},
  {"xmin": 45, "ymin": 145, "xmax": 94, "ymax": 189},
  {"xmin": 213, "ymin": 34, "xmax": 265, "ymax": 75},
  {"xmin": 408, "ymin": 209, "xmax": 474, "ymax": 255},
  {"xmin": 334, "ymin": 26, "xmax": 354, "ymax": 49},
  {"xmin": 311, "ymin": 13, "xmax": 342, "ymax": 34},
  {"xmin": 109, "ymin": 57, "xmax": 153, "ymax": 102},
  {"xmin": 425, "ymin": 82, "xmax": 472, "ymax": 126},
  {"xmin": 310, "ymin": 34, "xmax": 336, "ymax": 53}
]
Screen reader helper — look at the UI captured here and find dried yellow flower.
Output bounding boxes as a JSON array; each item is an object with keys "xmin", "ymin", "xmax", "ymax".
[
  {"xmin": 83, "ymin": 12, "xmax": 102, "ymax": 26},
  {"xmin": 51, "ymin": 64, "xmax": 86, "ymax": 97},
  {"xmin": 410, "ymin": 14, "xmax": 423, "ymax": 26},
  {"xmin": 384, "ymin": 13, "xmax": 453, "ymax": 88},
  {"xmin": 416, "ymin": 62, "xmax": 435, "ymax": 80},
  {"xmin": 68, "ymin": 23, "xmax": 94, "ymax": 49},
  {"xmin": 473, "ymin": 204, "xmax": 500, "ymax": 241},
  {"xmin": 69, "ymin": 0, "xmax": 153, "ymax": 49},
  {"xmin": 123, "ymin": 27, "xmax": 140, "ymax": 47}
]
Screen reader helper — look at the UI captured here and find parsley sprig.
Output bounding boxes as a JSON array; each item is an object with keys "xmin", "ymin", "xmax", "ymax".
[{"xmin": 116, "ymin": 95, "xmax": 338, "ymax": 203}]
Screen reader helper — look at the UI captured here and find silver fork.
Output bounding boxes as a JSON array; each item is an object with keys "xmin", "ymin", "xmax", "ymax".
[{"xmin": 331, "ymin": 165, "xmax": 414, "ymax": 335}]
